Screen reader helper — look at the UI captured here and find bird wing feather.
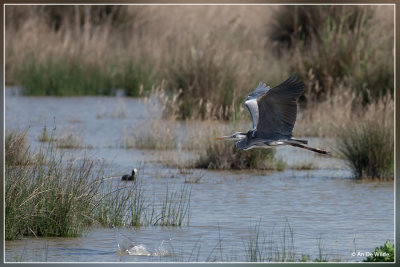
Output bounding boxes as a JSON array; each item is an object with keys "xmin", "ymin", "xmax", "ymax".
[
  {"xmin": 245, "ymin": 82, "xmax": 270, "ymax": 130},
  {"xmin": 256, "ymin": 77, "xmax": 304, "ymax": 136}
]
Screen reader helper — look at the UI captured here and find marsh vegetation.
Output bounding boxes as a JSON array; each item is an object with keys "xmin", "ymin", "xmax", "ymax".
[
  {"xmin": 5, "ymin": 4, "xmax": 394, "ymax": 178},
  {"xmin": 5, "ymin": 4, "xmax": 394, "ymax": 263},
  {"xmin": 5, "ymin": 131, "xmax": 192, "ymax": 240}
]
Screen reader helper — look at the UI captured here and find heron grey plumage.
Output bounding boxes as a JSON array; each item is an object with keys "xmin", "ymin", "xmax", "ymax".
[{"xmin": 217, "ymin": 77, "xmax": 329, "ymax": 154}]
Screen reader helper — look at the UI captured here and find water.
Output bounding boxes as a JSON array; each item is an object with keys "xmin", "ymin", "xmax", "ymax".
[{"xmin": 4, "ymin": 89, "xmax": 394, "ymax": 262}]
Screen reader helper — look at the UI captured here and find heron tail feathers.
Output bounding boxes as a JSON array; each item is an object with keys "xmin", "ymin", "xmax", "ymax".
[
  {"xmin": 289, "ymin": 138, "xmax": 308, "ymax": 145},
  {"xmin": 287, "ymin": 142, "xmax": 330, "ymax": 155}
]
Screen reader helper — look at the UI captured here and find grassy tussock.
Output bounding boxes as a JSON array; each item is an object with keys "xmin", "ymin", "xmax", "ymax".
[
  {"xmin": 334, "ymin": 97, "xmax": 393, "ymax": 179},
  {"xmin": 5, "ymin": 130, "xmax": 30, "ymax": 166},
  {"xmin": 56, "ymin": 134, "xmax": 83, "ymax": 149},
  {"xmin": 129, "ymin": 119, "xmax": 177, "ymax": 150},
  {"xmin": 156, "ymin": 184, "xmax": 192, "ymax": 226},
  {"xmin": 5, "ymin": 131, "xmax": 192, "ymax": 240},
  {"xmin": 94, "ymin": 177, "xmax": 192, "ymax": 227},
  {"xmin": 5, "ymin": 131, "xmax": 103, "ymax": 240},
  {"xmin": 195, "ymin": 139, "xmax": 285, "ymax": 171},
  {"xmin": 38, "ymin": 125, "xmax": 85, "ymax": 149},
  {"xmin": 242, "ymin": 220, "xmax": 340, "ymax": 262}
]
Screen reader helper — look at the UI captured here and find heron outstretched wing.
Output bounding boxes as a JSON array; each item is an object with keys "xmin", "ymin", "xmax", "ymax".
[
  {"xmin": 256, "ymin": 77, "xmax": 304, "ymax": 136},
  {"xmin": 244, "ymin": 82, "xmax": 270, "ymax": 130}
]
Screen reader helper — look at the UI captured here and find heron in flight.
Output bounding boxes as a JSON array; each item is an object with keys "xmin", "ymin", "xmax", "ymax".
[{"xmin": 217, "ymin": 77, "xmax": 329, "ymax": 154}]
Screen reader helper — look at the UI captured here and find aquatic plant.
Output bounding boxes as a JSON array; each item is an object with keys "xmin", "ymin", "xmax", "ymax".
[
  {"xmin": 131, "ymin": 120, "xmax": 177, "ymax": 150},
  {"xmin": 270, "ymin": 5, "xmax": 393, "ymax": 104},
  {"xmin": 94, "ymin": 179, "xmax": 138, "ymax": 227},
  {"xmin": 56, "ymin": 133, "xmax": 83, "ymax": 149},
  {"xmin": 5, "ymin": 130, "xmax": 192, "ymax": 240},
  {"xmin": 156, "ymin": 184, "xmax": 192, "ymax": 226},
  {"xmin": 335, "ymin": 97, "xmax": 393, "ymax": 180},
  {"xmin": 15, "ymin": 54, "xmax": 153, "ymax": 97},
  {"xmin": 290, "ymin": 162, "xmax": 316, "ymax": 170},
  {"xmin": 38, "ymin": 125, "xmax": 51, "ymax": 142},
  {"xmin": 6, "ymin": 6, "xmax": 155, "ymax": 96},
  {"xmin": 5, "ymin": 129, "xmax": 30, "ymax": 166},
  {"xmin": 195, "ymin": 138, "xmax": 285, "ymax": 171},
  {"xmin": 5, "ymin": 131, "xmax": 104, "ymax": 240},
  {"xmin": 244, "ymin": 220, "xmax": 296, "ymax": 262},
  {"xmin": 363, "ymin": 241, "xmax": 394, "ymax": 262}
]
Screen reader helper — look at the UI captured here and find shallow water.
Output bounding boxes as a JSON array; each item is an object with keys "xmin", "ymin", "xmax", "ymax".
[{"xmin": 5, "ymin": 89, "xmax": 394, "ymax": 262}]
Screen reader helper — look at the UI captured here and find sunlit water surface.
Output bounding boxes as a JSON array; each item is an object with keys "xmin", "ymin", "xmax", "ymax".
[{"xmin": 5, "ymin": 90, "xmax": 394, "ymax": 262}]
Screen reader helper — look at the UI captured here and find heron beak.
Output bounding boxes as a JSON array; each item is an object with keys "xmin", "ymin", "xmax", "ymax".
[{"xmin": 216, "ymin": 136, "xmax": 229, "ymax": 141}]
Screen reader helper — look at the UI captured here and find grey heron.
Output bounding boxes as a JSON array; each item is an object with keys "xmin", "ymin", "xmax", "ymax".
[
  {"xmin": 217, "ymin": 77, "xmax": 329, "ymax": 154},
  {"xmin": 121, "ymin": 168, "xmax": 137, "ymax": 181}
]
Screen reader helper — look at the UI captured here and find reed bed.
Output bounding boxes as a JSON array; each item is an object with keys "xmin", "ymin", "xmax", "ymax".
[
  {"xmin": 195, "ymin": 140, "xmax": 285, "ymax": 171},
  {"xmin": 156, "ymin": 184, "xmax": 192, "ymax": 226},
  {"xmin": 38, "ymin": 125, "xmax": 85, "ymax": 149},
  {"xmin": 5, "ymin": 5, "xmax": 394, "ymax": 176},
  {"xmin": 130, "ymin": 119, "xmax": 177, "ymax": 150},
  {"xmin": 245, "ymin": 221, "xmax": 296, "ymax": 262},
  {"xmin": 5, "ymin": 130, "xmax": 192, "ymax": 240},
  {"xmin": 94, "ymin": 177, "xmax": 192, "ymax": 227},
  {"xmin": 5, "ymin": 131, "xmax": 103, "ymax": 240},
  {"xmin": 334, "ymin": 96, "xmax": 394, "ymax": 180},
  {"xmin": 269, "ymin": 6, "xmax": 393, "ymax": 103},
  {"xmin": 6, "ymin": 6, "xmax": 393, "ymax": 103},
  {"xmin": 6, "ymin": 6, "xmax": 156, "ymax": 96}
]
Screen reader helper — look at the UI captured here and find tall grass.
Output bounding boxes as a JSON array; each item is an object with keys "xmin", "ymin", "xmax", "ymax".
[
  {"xmin": 157, "ymin": 184, "xmax": 192, "ymax": 226},
  {"xmin": 94, "ymin": 179, "xmax": 139, "ymax": 227},
  {"xmin": 5, "ymin": 130, "xmax": 192, "ymax": 240},
  {"xmin": 130, "ymin": 119, "xmax": 177, "ymax": 150},
  {"xmin": 94, "ymin": 179, "xmax": 192, "ymax": 227},
  {"xmin": 5, "ymin": 130, "xmax": 30, "ymax": 166},
  {"xmin": 244, "ymin": 220, "xmax": 296, "ymax": 262},
  {"xmin": 6, "ymin": 6, "xmax": 155, "ymax": 96},
  {"xmin": 269, "ymin": 6, "xmax": 393, "ymax": 104},
  {"xmin": 16, "ymin": 54, "xmax": 153, "ymax": 96},
  {"xmin": 195, "ymin": 139, "xmax": 285, "ymax": 171},
  {"xmin": 5, "ymin": 131, "xmax": 104, "ymax": 240},
  {"xmin": 6, "ymin": 6, "xmax": 393, "ymax": 124},
  {"xmin": 334, "ymin": 97, "xmax": 394, "ymax": 180}
]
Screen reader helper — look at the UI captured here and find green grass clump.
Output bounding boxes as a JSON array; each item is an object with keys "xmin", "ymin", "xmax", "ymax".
[
  {"xmin": 363, "ymin": 241, "xmax": 394, "ymax": 262},
  {"xmin": 5, "ymin": 131, "xmax": 104, "ymax": 240},
  {"xmin": 195, "ymin": 140, "xmax": 285, "ymax": 171},
  {"xmin": 94, "ymin": 179, "xmax": 192, "ymax": 227},
  {"xmin": 5, "ymin": 130, "xmax": 30, "ymax": 166},
  {"xmin": 56, "ymin": 134, "xmax": 82, "ymax": 149},
  {"xmin": 16, "ymin": 54, "xmax": 153, "ymax": 96},
  {"xmin": 244, "ymin": 220, "xmax": 295, "ymax": 262},
  {"xmin": 94, "ymin": 179, "xmax": 141, "ymax": 227},
  {"xmin": 133, "ymin": 135, "xmax": 176, "ymax": 150},
  {"xmin": 6, "ymin": 130, "xmax": 193, "ymax": 240},
  {"xmin": 131, "ymin": 121, "xmax": 177, "ymax": 150},
  {"xmin": 38, "ymin": 125, "xmax": 56, "ymax": 142},
  {"xmin": 17, "ymin": 56, "xmax": 112, "ymax": 96},
  {"xmin": 335, "ymin": 109, "xmax": 393, "ymax": 180},
  {"xmin": 157, "ymin": 184, "xmax": 192, "ymax": 226}
]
